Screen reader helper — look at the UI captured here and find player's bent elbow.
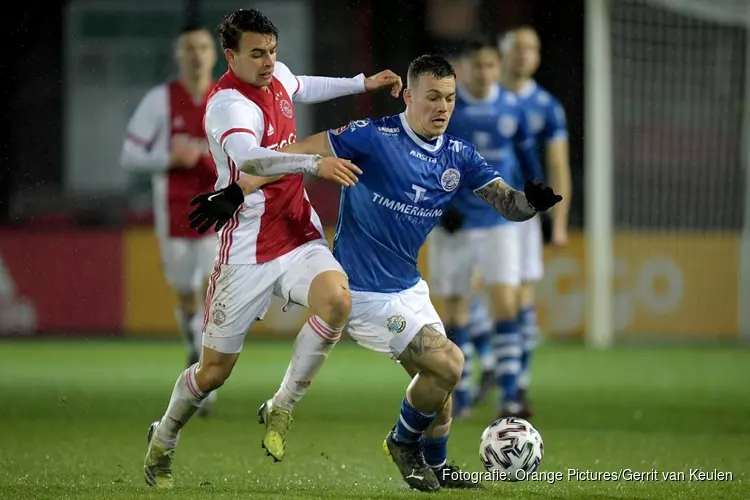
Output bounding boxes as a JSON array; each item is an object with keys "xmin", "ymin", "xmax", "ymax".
[{"xmin": 237, "ymin": 161, "xmax": 261, "ymax": 176}]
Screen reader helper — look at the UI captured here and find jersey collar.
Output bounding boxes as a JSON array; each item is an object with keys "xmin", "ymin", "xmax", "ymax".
[
  {"xmin": 457, "ymin": 83, "xmax": 499, "ymax": 104},
  {"xmin": 398, "ymin": 113, "xmax": 444, "ymax": 153},
  {"xmin": 516, "ymin": 80, "xmax": 537, "ymax": 99}
]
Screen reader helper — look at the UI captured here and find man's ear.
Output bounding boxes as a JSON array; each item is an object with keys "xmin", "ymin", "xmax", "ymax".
[{"xmin": 403, "ymin": 88, "xmax": 412, "ymax": 106}]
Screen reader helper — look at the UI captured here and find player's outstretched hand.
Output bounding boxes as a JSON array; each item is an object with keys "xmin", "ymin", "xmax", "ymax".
[
  {"xmin": 188, "ymin": 182, "xmax": 244, "ymax": 234},
  {"xmin": 440, "ymin": 207, "xmax": 464, "ymax": 234},
  {"xmin": 524, "ymin": 180, "xmax": 563, "ymax": 212},
  {"xmin": 365, "ymin": 70, "xmax": 403, "ymax": 98},
  {"xmin": 315, "ymin": 157, "xmax": 362, "ymax": 187}
]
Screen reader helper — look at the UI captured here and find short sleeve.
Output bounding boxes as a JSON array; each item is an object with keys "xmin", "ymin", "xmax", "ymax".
[
  {"xmin": 542, "ymin": 98, "xmax": 568, "ymax": 144},
  {"xmin": 326, "ymin": 119, "xmax": 375, "ymax": 161},
  {"xmin": 204, "ymin": 92, "xmax": 264, "ymax": 151},
  {"xmin": 464, "ymin": 147, "xmax": 503, "ymax": 192}
]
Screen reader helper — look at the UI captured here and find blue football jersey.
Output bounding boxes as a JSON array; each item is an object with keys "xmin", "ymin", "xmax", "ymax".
[
  {"xmin": 444, "ymin": 84, "xmax": 542, "ymax": 229},
  {"xmin": 515, "ymin": 80, "xmax": 568, "ymax": 182},
  {"xmin": 327, "ymin": 113, "xmax": 501, "ymax": 293}
]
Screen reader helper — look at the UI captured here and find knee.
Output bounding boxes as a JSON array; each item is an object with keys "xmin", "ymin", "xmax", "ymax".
[
  {"xmin": 435, "ymin": 342, "xmax": 465, "ymax": 389},
  {"xmin": 489, "ymin": 285, "xmax": 519, "ymax": 320},
  {"xmin": 519, "ymin": 283, "xmax": 535, "ymax": 307},
  {"xmin": 176, "ymin": 292, "xmax": 197, "ymax": 315},
  {"xmin": 319, "ymin": 286, "xmax": 351, "ymax": 326},
  {"xmin": 331, "ymin": 286, "xmax": 352, "ymax": 319},
  {"xmin": 444, "ymin": 297, "xmax": 470, "ymax": 327}
]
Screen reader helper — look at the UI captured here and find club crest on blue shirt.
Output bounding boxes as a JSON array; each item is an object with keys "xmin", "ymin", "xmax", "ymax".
[
  {"xmin": 497, "ymin": 115, "xmax": 518, "ymax": 138},
  {"xmin": 386, "ymin": 315, "xmax": 407, "ymax": 335},
  {"xmin": 527, "ymin": 111, "xmax": 545, "ymax": 134},
  {"xmin": 332, "ymin": 123, "xmax": 350, "ymax": 135},
  {"xmin": 440, "ymin": 168, "xmax": 460, "ymax": 192}
]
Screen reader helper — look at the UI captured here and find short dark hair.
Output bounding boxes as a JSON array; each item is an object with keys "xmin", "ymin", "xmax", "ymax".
[
  {"xmin": 218, "ymin": 9, "xmax": 279, "ymax": 51},
  {"xmin": 179, "ymin": 24, "xmax": 208, "ymax": 36},
  {"xmin": 463, "ymin": 38, "xmax": 500, "ymax": 58},
  {"xmin": 407, "ymin": 54, "xmax": 456, "ymax": 86}
]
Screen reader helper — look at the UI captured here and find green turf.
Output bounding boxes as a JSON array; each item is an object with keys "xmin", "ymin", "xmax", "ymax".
[{"xmin": 0, "ymin": 339, "xmax": 749, "ymax": 499}]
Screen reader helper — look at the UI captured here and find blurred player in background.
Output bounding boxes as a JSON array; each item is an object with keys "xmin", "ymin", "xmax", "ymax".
[
  {"xmin": 427, "ymin": 40, "xmax": 543, "ymax": 419},
  {"xmin": 120, "ymin": 25, "xmax": 219, "ymax": 416},
  {"xmin": 142, "ymin": 9, "xmax": 401, "ymax": 489},
  {"xmin": 499, "ymin": 26, "xmax": 572, "ymax": 413},
  {"xmin": 195, "ymin": 54, "xmax": 561, "ymax": 491},
  {"xmin": 462, "ymin": 274, "xmax": 495, "ymax": 407}
]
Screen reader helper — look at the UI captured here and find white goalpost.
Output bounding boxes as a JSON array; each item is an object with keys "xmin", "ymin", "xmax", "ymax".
[
  {"xmin": 585, "ymin": 0, "xmax": 615, "ymax": 349},
  {"xmin": 583, "ymin": 0, "xmax": 750, "ymax": 347}
]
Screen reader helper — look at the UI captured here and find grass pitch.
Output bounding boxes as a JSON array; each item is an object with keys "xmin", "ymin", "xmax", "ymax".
[{"xmin": 0, "ymin": 339, "xmax": 748, "ymax": 499}]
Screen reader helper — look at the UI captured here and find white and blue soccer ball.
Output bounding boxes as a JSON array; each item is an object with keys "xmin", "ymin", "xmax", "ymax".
[{"xmin": 479, "ymin": 417, "xmax": 544, "ymax": 481}]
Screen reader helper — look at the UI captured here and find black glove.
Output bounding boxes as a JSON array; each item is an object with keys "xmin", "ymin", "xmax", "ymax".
[
  {"xmin": 541, "ymin": 211, "xmax": 552, "ymax": 244},
  {"xmin": 440, "ymin": 206, "xmax": 465, "ymax": 234},
  {"xmin": 189, "ymin": 182, "xmax": 244, "ymax": 234},
  {"xmin": 524, "ymin": 180, "xmax": 562, "ymax": 212}
]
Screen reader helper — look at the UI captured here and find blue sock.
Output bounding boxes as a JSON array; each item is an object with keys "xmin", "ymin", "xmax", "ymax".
[
  {"xmin": 493, "ymin": 319, "xmax": 522, "ymax": 404},
  {"xmin": 447, "ymin": 325, "xmax": 471, "ymax": 413},
  {"xmin": 422, "ymin": 434, "xmax": 449, "ymax": 469},
  {"xmin": 393, "ymin": 397, "xmax": 437, "ymax": 443},
  {"xmin": 471, "ymin": 331, "xmax": 494, "ymax": 373},
  {"xmin": 518, "ymin": 306, "xmax": 537, "ymax": 390}
]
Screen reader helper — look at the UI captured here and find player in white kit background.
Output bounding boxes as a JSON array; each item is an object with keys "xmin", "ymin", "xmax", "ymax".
[
  {"xmin": 212, "ymin": 54, "xmax": 561, "ymax": 491},
  {"xmin": 120, "ymin": 25, "xmax": 223, "ymax": 415},
  {"xmin": 141, "ymin": 9, "xmax": 402, "ymax": 489},
  {"xmin": 427, "ymin": 40, "xmax": 543, "ymax": 419},
  {"xmin": 498, "ymin": 27, "xmax": 572, "ymax": 414}
]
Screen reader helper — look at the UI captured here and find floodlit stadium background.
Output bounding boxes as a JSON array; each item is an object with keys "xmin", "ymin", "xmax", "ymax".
[{"xmin": 1, "ymin": 1, "xmax": 748, "ymax": 499}]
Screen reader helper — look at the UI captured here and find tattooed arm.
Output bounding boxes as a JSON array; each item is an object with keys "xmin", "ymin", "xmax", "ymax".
[{"xmin": 474, "ymin": 178, "xmax": 538, "ymax": 222}]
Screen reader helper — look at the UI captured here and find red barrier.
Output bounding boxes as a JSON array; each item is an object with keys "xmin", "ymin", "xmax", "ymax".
[{"xmin": 0, "ymin": 229, "xmax": 124, "ymax": 335}]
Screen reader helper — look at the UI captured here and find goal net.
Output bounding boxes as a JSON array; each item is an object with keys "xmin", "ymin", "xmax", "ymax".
[{"xmin": 570, "ymin": 0, "xmax": 750, "ymax": 344}]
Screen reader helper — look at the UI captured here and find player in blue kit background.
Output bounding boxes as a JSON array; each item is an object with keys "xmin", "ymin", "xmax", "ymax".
[
  {"xmin": 426, "ymin": 40, "xmax": 544, "ymax": 419},
  {"xmin": 499, "ymin": 26, "xmax": 572, "ymax": 415},
  {"xmin": 189, "ymin": 54, "xmax": 561, "ymax": 492}
]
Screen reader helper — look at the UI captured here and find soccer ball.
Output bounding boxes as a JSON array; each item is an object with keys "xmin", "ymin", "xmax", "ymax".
[{"xmin": 479, "ymin": 417, "xmax": 543, "ymax": 481}]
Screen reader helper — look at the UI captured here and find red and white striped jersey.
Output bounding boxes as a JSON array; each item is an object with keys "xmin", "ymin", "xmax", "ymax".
[
  {"xmin": 121, "ymin": 80, "xmax": 217, "ymax": 239},
  {"xmin": 203, "ymin": 62, "xmax": 325, "ymax": 265}
]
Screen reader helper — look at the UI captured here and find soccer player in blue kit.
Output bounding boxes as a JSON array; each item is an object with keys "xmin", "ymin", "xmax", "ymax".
[
  {"xmin": 498, "ymin": 27, "xmax": 572, "ymax": 415},
  {"xmin": 427, "ymin": 40, "xmax": 544, "ymax": 419},
  {"xmin": 190, "ymin": 54, "xmax": 561, "ymax": 492}
]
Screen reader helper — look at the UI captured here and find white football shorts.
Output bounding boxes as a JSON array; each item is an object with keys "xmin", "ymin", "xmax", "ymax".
[
  {"xmin": 346, "ymin": 279, "xmax": 445, "ymax": 359},
  {"xmin": 517, "ymin": 215, "xmax": 544, "ymax": 282},
  {"xmin": 427, "ymin": 224, "xmax": 523, "ymax": 297},
  {"xmin": 159, "ymin": 236, "xmax": 218, "ymax": 294},
  {"xmin": 202, "ymin": 239, "xmax": 346, "ymax": 354}
]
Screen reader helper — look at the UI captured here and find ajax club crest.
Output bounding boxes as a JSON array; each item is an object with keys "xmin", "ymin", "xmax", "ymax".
[{"xmin": 280, "ymin": 99, "xmax": 293, "ymax": 119}]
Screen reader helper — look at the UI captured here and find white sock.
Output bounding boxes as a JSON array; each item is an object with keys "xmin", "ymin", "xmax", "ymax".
[
  {"xmin": 155, "ymin": 364, "xmax": 207, "ymax": 445},
  {"xmin": 190, "ymin": 307, "xmax": 205, "ymax": 357},
  {"xmin": 272, "ymin": 315, "xmax": 342, "ymax": 412},
  {"xmin": 175, "ymin": 309, "xmax": 198, "ymax": 360},
  {"xmin": 481, "ymin": 350, "xmax": 496, "ymax": 373}
]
